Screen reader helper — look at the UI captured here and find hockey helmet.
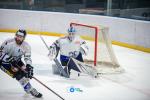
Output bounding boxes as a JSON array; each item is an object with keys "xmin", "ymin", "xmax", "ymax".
[
  {"xmin": 15, "ymin": 29, "xmax": 27, "ymax": 45},
  {"xmin": 16, "ymin": 29, "xmax": 27, "ymax": 38},
  {"xmin": 68, "ymin": 26, "xmax": 76, "ymax": 34},
  {"xmin": 68, "ymin": 26, "xmax": 76, "ymax": 41}
]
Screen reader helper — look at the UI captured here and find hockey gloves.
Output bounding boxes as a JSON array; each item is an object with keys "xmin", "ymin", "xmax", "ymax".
[
  {"xmin": 10, "ymin": 58, "xmax": 18, "ymax": 67},
  {"xmin": 25, "ymin": 64, "xmax": 33, "ymax": 79},
  {"xmin": 9, "ymin": 57, "xmax": 23, "ymax": 68}
]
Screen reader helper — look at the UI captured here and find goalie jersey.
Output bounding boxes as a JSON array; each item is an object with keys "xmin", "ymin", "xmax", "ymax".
[{"xmin": 53, "ymin": 35, "xmax": 88, "ymax": 64}]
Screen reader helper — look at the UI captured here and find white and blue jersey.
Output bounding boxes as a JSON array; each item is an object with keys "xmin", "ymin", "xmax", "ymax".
[
  {"xmin": 54, "ymin": 35, "xmax": 86, "ymax": 66},
  {"xmin": 0, "ymin": 38, "xmax": 32, "ymax": 65}
]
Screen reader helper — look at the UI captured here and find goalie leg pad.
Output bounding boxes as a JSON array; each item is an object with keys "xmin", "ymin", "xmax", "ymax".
[
  {"xmin": 69, "ymin": 58, "xmax": 98, "ymax": 77},
  {"xmin": 65, "ymin": 53, "xmax": 83, "ymax": 74},
  {"xmin": 54, "ymin": 59, "xmax": 69, "ymax": 78},
  {"xmin": 67, "ymin": 58, "xmax": 81, "ymax": 73},
  {"xmin": 75, "ymin": 52, "xmax": 84, "ymax": 62},
  {"xmin": 52, "ymin": 64, "xmax": 61, "ymax": 75}
]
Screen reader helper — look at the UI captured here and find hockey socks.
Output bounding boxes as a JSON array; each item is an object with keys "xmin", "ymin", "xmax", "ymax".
[{"xmin": 19, "ymin": 77, "xmax": 42, "ymax": 98}]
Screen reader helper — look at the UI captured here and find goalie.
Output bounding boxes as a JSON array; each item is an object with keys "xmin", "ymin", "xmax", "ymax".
[
  {"xmin": 0, "ymin": 29, "xmax": 42, "ymax": 98},
  {"xmin": 48, "ymin": 26, "xmax": 97, "ymax": 78}
]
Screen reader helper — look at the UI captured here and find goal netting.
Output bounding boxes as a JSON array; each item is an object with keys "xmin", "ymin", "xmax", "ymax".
[{"xmin": 70, "ymin": 22, "xmax": 124, "ymax": 74}]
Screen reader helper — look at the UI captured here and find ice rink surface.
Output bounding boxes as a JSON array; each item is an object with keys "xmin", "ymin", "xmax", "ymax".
[{"xmin": 0, "ymin": 32, "xmax": 150, "ymax": 100}]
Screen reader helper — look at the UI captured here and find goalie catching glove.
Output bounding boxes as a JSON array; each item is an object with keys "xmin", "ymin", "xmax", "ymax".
[{"xmin": 80, "ymin": 42, "xmax": 89, "ymax": 55}]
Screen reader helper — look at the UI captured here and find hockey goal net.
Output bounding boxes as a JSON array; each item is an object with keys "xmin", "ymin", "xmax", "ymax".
[{"xmin": 70, "ymin": 22, "xmax": 124, "ymax": 74}]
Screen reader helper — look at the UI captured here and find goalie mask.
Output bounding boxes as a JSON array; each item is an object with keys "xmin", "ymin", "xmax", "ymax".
[
  {"xmin": 15, "ymin": 29, "xmax": 27, "ymax": 45},
  {"xmin": 68, "ymin": 26, "xmax": 76, "ymax": 41}
]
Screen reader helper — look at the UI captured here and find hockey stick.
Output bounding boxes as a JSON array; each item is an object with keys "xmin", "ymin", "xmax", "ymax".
[
  {"xmin": 33, "ymin": 77, "xmax": 65, "ymax": 100},
  {"xmin": 39, "ymin": 35, "xmax": 69, "ymax": 77},
  {"xmin": 15, "ymin": 64, "xmax": 65, "ymax": 100},
  {"xmin": 39, "ymin": 35, "xmax": 66, "ymax": 99},
  {"xmin": 54, "ymin": 58, "xmax": 70, "ymax": 78}
]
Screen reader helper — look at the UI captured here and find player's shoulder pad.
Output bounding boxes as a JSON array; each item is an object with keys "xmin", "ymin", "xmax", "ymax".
[
  {"xmin": 4, "ymin": 38, "xmax": 14, "ymax": 44},
  {"xmin": 22, "ymin": 41, "xmax": 31, "ymax": 51}
]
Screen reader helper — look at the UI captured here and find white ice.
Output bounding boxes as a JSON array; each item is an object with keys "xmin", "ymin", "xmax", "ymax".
[{"xmin": 0, "ymin": 32, "xmax": 150, "ymax": 100}]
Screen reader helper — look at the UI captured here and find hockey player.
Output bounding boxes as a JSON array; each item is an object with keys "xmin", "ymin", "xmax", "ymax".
[
  {"xmin": 48, "ymin": 26, "xmax": 89, "ymax": 78},
  {"xmin": 0, "ymin": 29, "xmax": 42, "ymax": 98}
]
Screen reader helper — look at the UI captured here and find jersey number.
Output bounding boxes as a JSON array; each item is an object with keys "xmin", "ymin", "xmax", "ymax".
[{"xmin": 69, "ymin": 51, "xmax": 79, "ymax": 58}]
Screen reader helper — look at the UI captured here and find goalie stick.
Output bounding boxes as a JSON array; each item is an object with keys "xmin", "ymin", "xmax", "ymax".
[
  {"xmin": 39, "ymin": 35, "xmax": 50, "ymax": 50},
  {"xmin": 39, "ymin": 35, "xmax": 69, "ymax": 78},
  {"xmin": 39, "ymin": 35, "xmax": 66, "ymax": 99}
]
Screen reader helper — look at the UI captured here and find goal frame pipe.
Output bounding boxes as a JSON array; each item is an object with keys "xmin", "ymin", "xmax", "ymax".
[{"xmin": 70, "ymin": 22, "xmax": 98, "ymax": 66}]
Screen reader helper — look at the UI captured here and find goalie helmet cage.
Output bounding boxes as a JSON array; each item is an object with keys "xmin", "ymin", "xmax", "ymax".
[{"xmin": 70, "ymin": 22, "xmax": 124, "ymax": 74}]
